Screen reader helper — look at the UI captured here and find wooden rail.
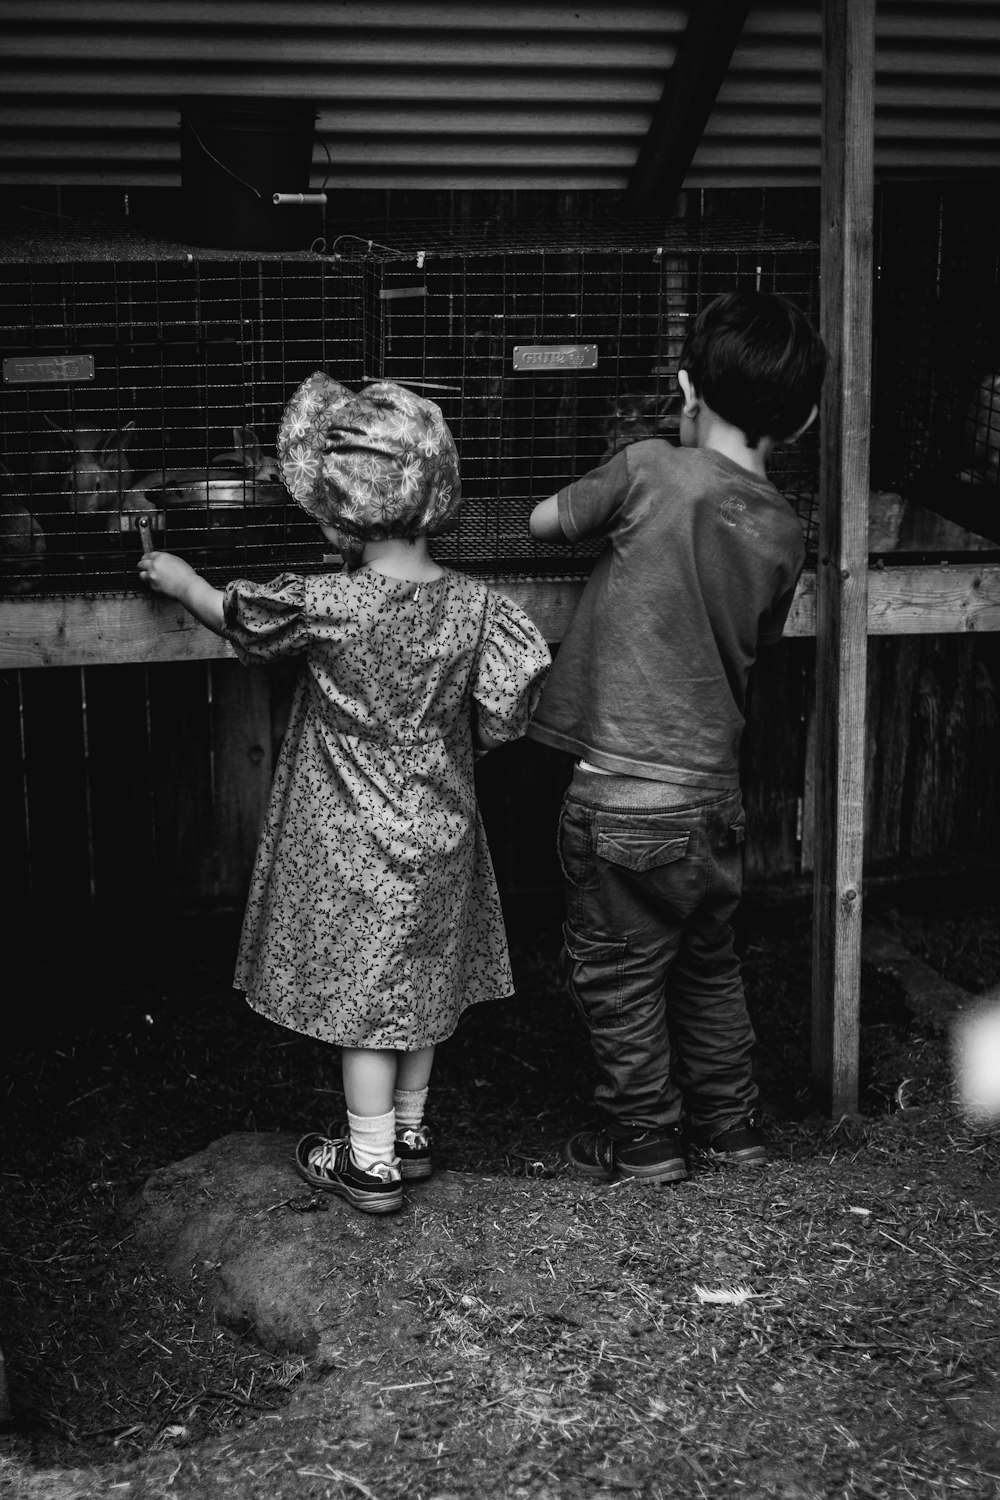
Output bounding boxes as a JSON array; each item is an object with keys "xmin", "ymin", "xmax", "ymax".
[{"xmin": 2, "ymin": 564, "xmax": 999, "ymax": 669}]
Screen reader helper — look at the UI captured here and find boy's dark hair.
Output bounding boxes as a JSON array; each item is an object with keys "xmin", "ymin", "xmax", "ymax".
[{"xmin": 679, "ymin": 290, "xmax": 827, "ymax": 449}]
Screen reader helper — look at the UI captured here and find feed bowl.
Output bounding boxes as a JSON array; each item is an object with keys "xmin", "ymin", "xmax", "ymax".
[{"xmin": 157, "ymin": 479, "xmax": 287, "ymax": 509}]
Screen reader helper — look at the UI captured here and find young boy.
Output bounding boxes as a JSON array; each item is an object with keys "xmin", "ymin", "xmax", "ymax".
[{"xmin": 527, "ymin": 290, "xmax": 826, "ymax": 1184}]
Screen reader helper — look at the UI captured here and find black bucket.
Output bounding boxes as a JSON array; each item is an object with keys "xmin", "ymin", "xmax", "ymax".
[{"xmin": 180, "ymin": 99, "xmax": 318, "ymax": 251}]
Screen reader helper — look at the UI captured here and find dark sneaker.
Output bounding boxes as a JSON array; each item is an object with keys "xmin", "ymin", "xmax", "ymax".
[
  {"xmin": 395, "ymin": 1124, "xmax": 433, "ymax": 1181},
  {"xmin": 562, "ymin": 1126, "xmax": 687, "ymax": 1184},
  {"xmin": 562, "ymin": 1128, "xmax": 616, "ymax": 1180},
  {"xmin": 295, "ymin": 1131, "xmax": 403, "ymax": 1214},
  {"xmin": 694, "ymin": 1116, "xmax": 769, "ymax": 1166},
  {"xmin": 325, "ymin": 1117, "xmax": 431, "ymax": 1183},
  {"xmin": 615, "ymin": 1126, "xmax": 688, "ymax": 1184}
]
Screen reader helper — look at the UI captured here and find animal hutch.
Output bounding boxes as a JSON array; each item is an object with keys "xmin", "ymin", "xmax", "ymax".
[
  {"xmin": 0, "ymin": 212, "xmax": 823, "ymax": 914},
  {"xmin": 2, "ymin": 203, "xmax": 999, "ymax": 929},
  {"xmin": 0, "ymin": 216, "xmax": 820, "ymax": 596}
]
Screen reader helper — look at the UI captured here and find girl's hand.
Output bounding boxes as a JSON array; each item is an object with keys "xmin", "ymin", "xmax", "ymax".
[
  {"xmin": 138, "ymin": 549, "xmax": 197, "ymax": 600},
  {"xmin": 138, "ymin": 550, "xmax": 226, "ymax": 634}
]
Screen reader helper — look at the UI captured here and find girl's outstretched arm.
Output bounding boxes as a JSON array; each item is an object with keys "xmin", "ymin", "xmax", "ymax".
[{"xmin": 138, "ymin": 551, "xmax": 225, "ymax": 635}]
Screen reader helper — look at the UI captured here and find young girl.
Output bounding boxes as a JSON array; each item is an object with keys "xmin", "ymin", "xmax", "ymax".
[{"xmin": 139, "ymin": 374, "xmax": 550, "ymax": 1215}]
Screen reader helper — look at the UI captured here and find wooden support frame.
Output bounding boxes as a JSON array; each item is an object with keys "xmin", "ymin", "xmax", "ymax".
[
  {"xmin": 3, "ymin": 564, "xmax": 1000, "ymax": 670},
  {"xmin": 812, "ymin": 0, "xmax": 876, "ymax": 1116},
  {"xmin": 623, "ymin": 0, "xmax": 753, "ymax": 213}
]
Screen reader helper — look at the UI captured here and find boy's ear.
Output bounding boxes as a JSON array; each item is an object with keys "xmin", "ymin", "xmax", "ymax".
[
  {"xmin": 788, "ymin": 404, "xmax": 819, "ymax": 442},
  {"xmin": 677, "ymin": 369, "xmax": 699, "ymax": 416}
]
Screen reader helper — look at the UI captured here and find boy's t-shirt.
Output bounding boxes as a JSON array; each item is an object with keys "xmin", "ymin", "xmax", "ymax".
[{"xmin": 526, "ymin": 439, "xmax": 806, "ymax": 786}]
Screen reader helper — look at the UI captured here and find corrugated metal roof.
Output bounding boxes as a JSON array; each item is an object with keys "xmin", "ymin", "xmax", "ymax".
[{"xmin": 1, "ymin": 1, "xmax": 998, "ymax": 193}]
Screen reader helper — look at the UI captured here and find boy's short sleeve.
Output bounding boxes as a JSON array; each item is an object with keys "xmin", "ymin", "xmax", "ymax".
[
  {"xmin": 758, "ymin": 521, "xmax": 806, "ymax": 645},
  {"xmin": 758, "ymin": 574, "xmax": 802, "ymax": 645},
  {"xmin": 222, "ymin": 573, "xmax": 311, "ymax": 663},
  {"xmin": 472, "ymin": 592, "xmax": 551, "ymax": 744},
  {"xmin": 558, "ymin": 447, "xmax": 632, "ymax": 542}
]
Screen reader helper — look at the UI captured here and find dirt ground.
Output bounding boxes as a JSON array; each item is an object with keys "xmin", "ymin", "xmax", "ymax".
[{"xmin": 1, "ymin": 869, "xmax": 999, "ymax": 1500}]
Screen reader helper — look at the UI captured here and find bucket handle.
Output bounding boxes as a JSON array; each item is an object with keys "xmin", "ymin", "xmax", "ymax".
[{"xmin": 185, "ymin": 117, "xmax": 264, "ymax": 200}]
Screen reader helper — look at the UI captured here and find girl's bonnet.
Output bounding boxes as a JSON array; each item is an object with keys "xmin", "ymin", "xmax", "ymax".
[{"xmin": 276, "ymin": 372, "xmax": 462, "ymax": 558}]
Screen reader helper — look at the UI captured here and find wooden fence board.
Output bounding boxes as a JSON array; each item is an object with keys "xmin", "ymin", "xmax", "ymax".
[
  {"xmin": 209, "ymin": 660, "xmax": 273, "ymax": 900},
  {"xmin": 742, "ymin": 639, "xmax": 812, "ymax": 883},
  {"xmin": 83, "ymin": 662, "xmax": 157, "ymax": 911},
  {"xmin": 864, "ymin": 638, "xmax": 921, "ymax": 867},
  {"xmin": 147, "ymin": 661, "xmax": 217, "ymax": 903},
  {"xmin": 4, "ymin": 566, "xmax": 1000, "ymax": 670},
  {"xmin": 17, "ymin": 667, "xmax": 92, "ymax": 909},
  {"xmin": 0, "ymin": 670, "xmax": 31, "ymax": 907}
]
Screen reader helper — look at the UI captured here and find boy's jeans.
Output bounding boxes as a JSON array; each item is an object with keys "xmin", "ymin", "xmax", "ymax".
[{"xmin": 558, "ymin": 765, "xmax": 757, "ymax": 1140}]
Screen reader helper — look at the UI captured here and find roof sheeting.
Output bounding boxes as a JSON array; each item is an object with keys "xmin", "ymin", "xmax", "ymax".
[{"xmin": 1, "ymin": 1, "xmax": 998, "ymax": 192}]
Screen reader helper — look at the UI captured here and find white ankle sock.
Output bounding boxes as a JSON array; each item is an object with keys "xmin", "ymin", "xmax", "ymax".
[
  {"xmin": 347, "ymin": 1108, "xmax": 396, "ymax": 1172},
  {"xmin": 393, "ymin": 1087, "xmax": 428, "ymax": 1133}
]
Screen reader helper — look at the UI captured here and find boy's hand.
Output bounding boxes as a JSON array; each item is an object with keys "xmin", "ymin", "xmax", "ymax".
[{"xmin": 138, "ymin": 549, "xmax": 196, "ymax": 600}]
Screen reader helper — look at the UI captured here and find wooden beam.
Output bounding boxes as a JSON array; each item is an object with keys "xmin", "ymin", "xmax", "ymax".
[
  {"xmin": 3, "ymin": 566, "xmax": 1000, "ymax": 668},
  {"xmin": 787, "ymin": 564, "xmax": 1000, "ymax": 637},
  {"xmin": 812, "ymin": 0, "xmax": 876, "ymax": 1118},
  {"xmin": 623, "ymin": 0, "xmax": 753, "ymax": 214}
]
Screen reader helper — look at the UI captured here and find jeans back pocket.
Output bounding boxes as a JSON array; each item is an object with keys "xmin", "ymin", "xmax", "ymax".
[{"xmin": 595, "ymin": 829, "xmax": 690, "ymax": 873}]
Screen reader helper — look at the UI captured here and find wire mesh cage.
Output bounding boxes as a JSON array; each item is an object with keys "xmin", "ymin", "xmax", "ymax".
[
  {"xmin": 335, "ymin": 219, "xmax": 821, "ymax": 576},
  {"xmin": 0, "ymin": 216, "xmax": 820, "ymax": 597},
  {"xmin": 0, "ymin": 248, "xmax": 362, "ymax": 596},
  {"xmin": 873, "ymin": 184, "xmax": 1000, "ymax": 524}
]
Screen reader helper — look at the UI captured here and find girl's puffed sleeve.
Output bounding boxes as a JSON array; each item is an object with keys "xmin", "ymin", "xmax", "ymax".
[
  {"xmin": 472, "ymin": 591, "xmax": 551, "ymax": 743},
  {"xmin": 222, "ymin": 573, "xmax": 311, "ymax": 664}
]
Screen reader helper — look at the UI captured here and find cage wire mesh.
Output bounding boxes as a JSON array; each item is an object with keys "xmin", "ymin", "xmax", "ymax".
[
  {"xmin": 873, "ymin": 184, "xmax": 1000, "ymax": 508},
  {"xmin": 335, "ymin": 219, "xmax": 821, "ymax": 577},
  {"xmin": 0, "ymin": 254, "xmax": 362, "ymax": 596},
  {"xmin": 0, "ymin": 218, "xmax": 820, "ymax": 597}
]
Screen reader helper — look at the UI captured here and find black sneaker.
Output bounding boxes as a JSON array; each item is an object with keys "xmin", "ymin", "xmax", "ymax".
[
  {"xmin": 563, "ymin": 1126, "xmax": 688, "ymax": 1184},
  {"xmin": 562, "ymin": 1128, "xmax": 616, "ymax": 1180},
  {"xmin": 694, "ymin": 1115, "xmax": 768, "ymax": 1166},
  {"xmin": 615, "ymin": 1126, "xmax": 688, "ymax": 1183},
  {"xmin": 295, "ymin": 1131, "xmax": 403, "ymax": 1214},
  {"xmin": 395, "ymin": 1124, "xmax": 433, "ymax": 1181},
  {"xmin": 325, "ymin": 1118, "xmax": 432, "ymax": 1182}
]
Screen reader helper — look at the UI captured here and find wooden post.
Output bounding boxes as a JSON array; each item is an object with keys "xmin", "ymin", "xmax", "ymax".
[{"xmin": 812, "ymin": 0, "xmax": 875, "ymax": 1115}]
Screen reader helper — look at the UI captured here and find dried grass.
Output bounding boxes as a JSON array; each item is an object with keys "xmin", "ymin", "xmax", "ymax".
[{"xmin": 1, "ymin": 893, "xmax": 999, "ymax": 1498}]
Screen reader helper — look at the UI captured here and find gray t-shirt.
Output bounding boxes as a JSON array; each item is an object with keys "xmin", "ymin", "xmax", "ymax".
[{"xmin": 526, "ymin": 440, "xmax": 805, "ymax": 786}]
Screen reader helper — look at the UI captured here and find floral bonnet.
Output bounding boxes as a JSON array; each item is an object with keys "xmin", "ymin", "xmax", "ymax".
[{"xmin": 276, "ymin": 373, "xmax": 462, "ymax": 547}]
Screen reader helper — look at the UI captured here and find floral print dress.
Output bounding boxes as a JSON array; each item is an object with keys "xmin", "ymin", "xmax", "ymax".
[{"xmin": 222, "ymin": 567, "xmax": 550, "ymax": 1050}]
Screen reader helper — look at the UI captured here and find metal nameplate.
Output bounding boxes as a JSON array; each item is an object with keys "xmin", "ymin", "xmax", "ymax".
[
  {"xmin": 379, "ymin": 286, "xmax": 428, "ymax": 301},
  {"xmin": 512, "ymin": 345, "xmax": 598, "ymax": 372},
  {"xmin": 3, "ymin": 354, "xmax": 96, "ymax": 384}
]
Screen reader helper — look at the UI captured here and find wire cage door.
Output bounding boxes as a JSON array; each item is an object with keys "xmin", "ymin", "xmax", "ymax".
[
  {"xmin": 0, "ymin": 255, "xmax": 361, "ymax": 597},
  {"xmin": 339, "ymin": 220, "xmax": 821, "ymax": 576},
  {"xmin": 872, "ymin": 183, "xmax": 1000, "ymax": 544}
]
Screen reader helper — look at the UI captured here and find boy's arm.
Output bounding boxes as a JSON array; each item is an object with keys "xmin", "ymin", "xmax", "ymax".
[
  {"xmin": 531, "ymin": 448, "xmax": 632, "ymax": 543},
  {"xmin": 529, "ymin": 494, "xmax": 565, "ymax": 541}
]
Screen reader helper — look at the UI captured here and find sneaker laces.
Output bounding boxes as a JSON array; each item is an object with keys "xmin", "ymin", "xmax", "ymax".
[
  {"xmin": 397, "ymin": 1125, "xmax": 430, "ymax": 1150},
  {"xmin": 365, "ymin": 1160, "xmax": 402, "ymax": 1183},
  {"xmin": 307, "ymin": 1136, "xmax": 348, "ymax": 1175}
]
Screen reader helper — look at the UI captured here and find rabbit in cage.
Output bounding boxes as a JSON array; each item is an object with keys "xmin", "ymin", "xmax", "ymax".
[
  {"xmin": 28, "ymin": 414, "xmax": 162, "ymax": 545},
  {"xmin": 600, "ymin": 389, "xmax": 682, "ymax": 463},
  {"xmin": 33, "ymin": 415, "xmax": 137, "ymax": 515},
  {"xmin": 0, "ymin": 460, "xmax": 46, "ymax": 593},
  {"xmin": 961, "ymin": 372, "xmax": 1000, "ymax": 485},
  {"xmin": 131, "ymin": 426, "xmax": 283, "ymax": 508},
  {"xmin": 210, "ymin": 425, "xmax": 282, "ymax": 486}
]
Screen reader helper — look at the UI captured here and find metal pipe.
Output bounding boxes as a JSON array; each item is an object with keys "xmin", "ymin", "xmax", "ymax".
[{"xmin": 272, "ymin": 192, "xmax": 328, "ymax": 206}]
